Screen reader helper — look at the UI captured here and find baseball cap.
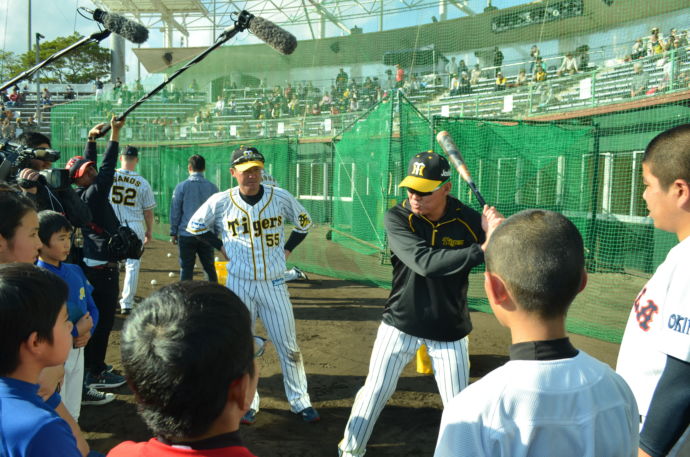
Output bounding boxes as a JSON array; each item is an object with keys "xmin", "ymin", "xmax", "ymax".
[
  {"xmin": 398, "ymin": 151, "xmax": 451, "ymax": 193},
  {"xmin": 231, "ymin": 146, "xmax": 265, "ymax": 172},
  {"xmin": 65, "ymin": 156, "xmax": 95, "ymax": 179},
  {"xmin": 123, "ymin": 145, "xmax": 138, "ymax": 157}
]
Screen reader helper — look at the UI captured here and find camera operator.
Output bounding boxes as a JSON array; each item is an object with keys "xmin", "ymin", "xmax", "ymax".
[
  {"xmin": 15, "ymin": 132, "xmax": 92, "ymax": 229},
  {"xmin": 65, "ymin": 117, "xmax": 127, "ymax": 390}
]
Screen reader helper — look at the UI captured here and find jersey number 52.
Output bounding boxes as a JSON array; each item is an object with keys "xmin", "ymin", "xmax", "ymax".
[{"xmin": 111, "ymin": 185, "xmax": 137, "ymax": 207}]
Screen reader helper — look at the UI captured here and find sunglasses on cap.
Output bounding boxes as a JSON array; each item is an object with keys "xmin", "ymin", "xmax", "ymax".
[{"xmin": 232, "ymin": 151, "xmax": 264, "ymax": 166}]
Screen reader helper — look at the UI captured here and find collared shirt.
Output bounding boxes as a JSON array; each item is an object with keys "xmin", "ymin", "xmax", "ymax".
[{"xmin": 170, "ymin": 172, "xmax": 219, "ymax": 237}]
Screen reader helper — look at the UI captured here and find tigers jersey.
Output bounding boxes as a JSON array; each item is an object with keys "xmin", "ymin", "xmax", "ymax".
[
  {"xmin": 616, "ymin": 236, "xmax": 690, "ymax": 417},
  {"xmin": 186, "ymin": 185, "xmax": 312, "ymax": 281},
  {"xmin": 109, "ymin": 169, "xmax": 156, "ymax": 224}
]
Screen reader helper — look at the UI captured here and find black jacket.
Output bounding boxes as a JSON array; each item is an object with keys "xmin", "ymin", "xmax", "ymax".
[
  {"xmin": 30, "ymin": 179, "xmax": 92, "ymax": 228},
  {"xmin": 382, "ymin": 196, "xmax": 485, "ymax": 341},
  {"xmin": 76, "ymin": 140, "xmax": 121, "ymax": 261}
]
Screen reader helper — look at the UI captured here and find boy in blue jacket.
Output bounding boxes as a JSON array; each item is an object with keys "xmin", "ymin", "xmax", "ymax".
[
  {"xmin": 36, "ymin": 211, "xmax": 110, "ymax": 421},
  {"xmin": 0, "ymin": 263, "xmax": 82, "ymax": 457}
]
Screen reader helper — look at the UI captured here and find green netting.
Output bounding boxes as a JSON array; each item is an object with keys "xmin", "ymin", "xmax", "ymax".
[
  {"xmin": 428, "ymin": 107, "xmax": 690, "ymax": 342},
  {"xmin": 41, "ymin": 1, "xmax": 690, "ymax": 343}
]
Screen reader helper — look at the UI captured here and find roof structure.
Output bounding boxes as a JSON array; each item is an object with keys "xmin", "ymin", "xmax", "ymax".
[{"xmin": 92, "ymin": 0, "xmax": 477, "ymax": 42}]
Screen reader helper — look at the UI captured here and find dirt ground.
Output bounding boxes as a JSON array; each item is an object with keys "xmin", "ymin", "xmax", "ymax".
[{"xmin": 81, "ymin": 239, "xmax": 622, "ymax": 456}]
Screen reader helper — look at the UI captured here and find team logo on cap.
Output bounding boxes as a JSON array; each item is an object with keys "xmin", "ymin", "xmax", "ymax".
[{"xmin": 411, "ymin": 162, "xmax": 426, "ymax": 176}]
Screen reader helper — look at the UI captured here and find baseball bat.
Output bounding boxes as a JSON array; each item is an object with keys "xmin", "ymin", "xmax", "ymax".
[{"xmin": 436, "ymin": 130, "xmax": 487, "ymax": 207}]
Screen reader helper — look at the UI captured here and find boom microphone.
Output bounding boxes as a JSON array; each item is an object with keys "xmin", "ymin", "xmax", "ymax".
[
  {"xmin": 220, "ymin": 14, "xmax": 297, "ymax": 55},
  {"xmin": 248, "ymin": 16, "xmax": 297, "ymax": 55},
  {"xmin": 436, "ymin": 130, "xmax": 487, "ymax": 207},
  {"xmin": 93, "ymin": 8, "xmax": 149, "ymax": 44}
]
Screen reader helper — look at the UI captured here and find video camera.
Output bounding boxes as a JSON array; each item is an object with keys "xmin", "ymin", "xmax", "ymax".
[{"xmin": 0, "ymin": 140, "xmax": 70, "ymax": 190}]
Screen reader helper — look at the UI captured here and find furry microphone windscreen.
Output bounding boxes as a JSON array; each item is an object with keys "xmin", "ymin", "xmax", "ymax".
[
  {"xmin": 248, "ymin": 16, "xmax": 297, "ymax": 55},
  {"xmin": 97, "ymin": 10, "xmax": 149, "ymax": 44}
]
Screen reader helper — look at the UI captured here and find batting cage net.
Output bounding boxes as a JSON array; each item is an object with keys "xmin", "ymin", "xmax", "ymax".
[{"xmin": 42, "ymin": 0, "xmax": 690, "ymax": 343}]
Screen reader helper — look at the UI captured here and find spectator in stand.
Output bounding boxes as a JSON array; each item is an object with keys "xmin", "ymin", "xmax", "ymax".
[
  {"xmin": 1, "ymin": 118, "xmax": 14, "ymax": 139},
  {"xmin": 395, "ymin": 64, "xmax": 405, "ymax": 89},
  {"xmin": 65, "ymin": 85, "xmax": 76, "ymax": 100},
  {"xmin": 112, "ymin": 78, "xmax": 123, "ymax": 101},
  {"xmin": 648, "ymin": 28, "xmax": 664, "ymax": 56},
  {"xmin": 670, "ymin": 38, "xmax": 687, "ymax": 63},
  {"xmin": 7, "ymin": 87, "xmax": 20, "ymax": 107},
  {"xmin": 458, "ymin": 72, "xmax": 471, "ymax": 94},
  {"xmin": 94, "ymin": 79, "xmax": 104, "ymax": 101},
  {"xmin": 679, "ymin": 30, "xmax": 689, "ymax": 47},
  {"xmin": 557, "ymin": 53, "xmax": 579, "ymax": 76},
  {"xmin": 406, "ymin": 74, "xmax": 420, "ymax": 95},
  {"xmin": 458, "ymin": 59, "xmax": 468, "ymax": 76},
  {"xmin": 576, "ymin": 45, "xmax": 590, "ymax": 71},
  {"xmin": 449, "ymin": 74, "xmax": 460, "ymax": 96},
  {"xmin": 214, "ymin": 96, "xmax": 225, "ymax": 116},
  {"xmin": 495, "ymin": 72, "xmax": 507, "ymax": 91},
  {"xmin": 0, "ymin": 90, "xmax": 8, "ymax": 104},
  {"xmin": 336, "ymin": 68, "xmax": 348, "ymax": 95},
  {"xmin": 25, "ymin": 116, "xmax": 38, "ymax": 132},
  {"xmin": 41, "ymin": 88, "xmax": 53, "ymax": 107},
  {"xmin": 310, "ymin": 104, "xmax": 321, "ymax": 115},
  {"xmin": 529, "ymin": 44, "xmax": 541, "ymax": 74},
  {"xmin": 514, "ymin": 68, "xmax": 528, "ymax": 87},
  {"xmin": 349, "ymin": 95, "xmax": 359, "ymax": 112},
  {"xmin": 533, "ymin": 57, "xmax": 547, "ymax": 81},
  {"xmin": 664, "ymin": 29, "xmax": 679, "ymax": 52},
  {"xmin": 227, "ymin": 98, "xmax": 237, "ymax": 115},
  {"xmin": 470, "ymin": 64, "xmax": 482, "ymax": 85},
  {"xmin": 319, "ymin": 92, "xmax": 332, "ymax": 110},
  {"xmin": 632, "ymin": 39, "xmax": 646, "ymax": 60},
  {"xmin": 630, "ymin": 62, "xmax": 649, "ymax": 97},
  {"xmin": 493, "ymin": 46, "xmax": 504, "ymax": 76},
  {"xmin": 446, "ymin": 57, "xmax": 458, "ymax": 88},
  {"xmin": 284, "ymin": 83, "xmax": 293, "ymax": 100},
  {"xmin": 251, "ymin": 100, "xmax": 262, "ymax": 120}
]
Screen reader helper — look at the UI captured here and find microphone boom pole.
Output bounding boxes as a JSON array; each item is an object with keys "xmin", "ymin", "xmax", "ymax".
[
  {"xmin": 0, "ymin": 30, "xmax": 112, "ymax": 93},
  {"xmin": 98, "ymin": 11, "xmax": 255, "ymax": 136}
]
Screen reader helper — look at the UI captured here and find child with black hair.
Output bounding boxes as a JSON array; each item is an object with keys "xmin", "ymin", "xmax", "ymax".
[
  {"xmin": 616, "ymin": 124, "xmax": 690, "ymax": 457},
  {"xmin": 108, "ymin": 281, "xmax": 259, "ymax": 456},
  {"xmin": 0, "ymin": 188, "xmax": 93, "ymax": 456},
  {"xmin": 434, "ymin": 210, "xmax": 639, "ymax": 457},
  {"xmin": 0, "ymin": 263, "xmax": 81, "ymax": 457},
  {"xmin": 36, "ymin": 210, "xmax": 110, "ymax": 419}
]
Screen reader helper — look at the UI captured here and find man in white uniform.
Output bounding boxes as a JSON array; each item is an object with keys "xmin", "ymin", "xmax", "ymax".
[
  {"xmin": 261, "ymin": 170, "xmax": 308, "ymax": 282},
  {"xmin": 616, "ymin": 124, "xmax": 690, "ymax": 457},
  {"xmin": 186, "ymin": 146, "xmax": 320, "ymax": 425},
  {"xmin": 109, "ymin": 146, "xmax": 156, "ymax": 314},
  {"xmin": 435, "ymin": 209, "xmax": 639, "ymax": 457}
]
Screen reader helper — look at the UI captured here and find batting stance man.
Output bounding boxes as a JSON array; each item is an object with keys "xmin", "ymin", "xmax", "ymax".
[
  {"xmin": 186, "ymin": 146, "xmax": 320, "ymax": 424},
  {"xmin": 338, "ymin": 151, "xmax": 503, "ymax": 457},
  {"xmin": 109, "ymin": 146, "xmax": 156, "ymax": 314}
]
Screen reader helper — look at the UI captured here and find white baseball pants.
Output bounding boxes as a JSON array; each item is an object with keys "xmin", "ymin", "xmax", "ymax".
[
  {"xmin": 119, "ymin": 222, "xmax": 145, "ymax": 311},
  {"xmin": 339, "ymin": 321, "xmax": 469, "ymax": 457},
  {"xmin": 226, "ymin": 274, "xmax": 312, "ymax": 413}
]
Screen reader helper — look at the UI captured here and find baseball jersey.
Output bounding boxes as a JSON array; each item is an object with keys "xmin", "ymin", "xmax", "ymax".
[
  {"xmin": 109, "ymin": 169, "xmax": 156, "ymax": 224},
  {"xmin": 186, "ymin": 185, "xmax": 312, "ymax": 281},
  {"xmin": 434, "ymin": 351, "xmax": 639, "ymax": 457},
  {"xmin": 616, "ymin": 236, "xmax": 690, "ymax": 417}
]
